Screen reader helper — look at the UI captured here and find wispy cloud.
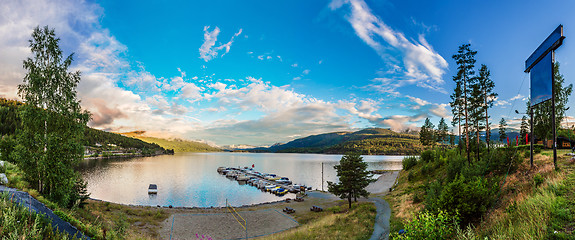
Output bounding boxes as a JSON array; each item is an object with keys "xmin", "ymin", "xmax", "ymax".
[
  {"xmin": 199, "ymin": 26, "xmax": 242, "ymax": 62},
  {"xmin": 330, "ymin": 0, "xmax": 448, "ymax": 93}
]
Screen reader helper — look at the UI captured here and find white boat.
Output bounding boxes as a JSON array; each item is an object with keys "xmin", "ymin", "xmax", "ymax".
[{"xmin": 148, "ymin": 184, "xmax": 158, "ymax": 194}]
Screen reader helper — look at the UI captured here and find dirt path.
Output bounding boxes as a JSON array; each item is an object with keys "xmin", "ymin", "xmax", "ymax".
[{"xmin": 0, "ymin": 185, "xmax": 90, "ymax": 239}]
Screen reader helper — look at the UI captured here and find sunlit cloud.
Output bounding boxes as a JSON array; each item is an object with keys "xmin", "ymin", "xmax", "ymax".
[
  {"xmin": 330, "ymin": 0, "xmax": 448, "ymax": 93},
  {"xmin": 199, "ymin": 26, "xmax": 242, "ymax": 62}
]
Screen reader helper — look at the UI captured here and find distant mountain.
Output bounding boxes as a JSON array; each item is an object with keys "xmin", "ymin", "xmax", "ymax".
[
  {"xmin": 258, "ymin": 128, "xmax": 424, "ymax": 155},
  {"xmin": 121, "ymin": 131, "xmax": 221, "ymax": 153}
]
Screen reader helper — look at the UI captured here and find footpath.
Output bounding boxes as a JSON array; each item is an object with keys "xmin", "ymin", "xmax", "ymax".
[{"xmin": 0, "ymin": 185, "xmax": 90, "ymax": 239}]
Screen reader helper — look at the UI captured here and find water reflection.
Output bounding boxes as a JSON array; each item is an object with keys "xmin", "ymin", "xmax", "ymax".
[{"xmin": 80, "ymin": 152, "xmax": 403, "ymax": 207}]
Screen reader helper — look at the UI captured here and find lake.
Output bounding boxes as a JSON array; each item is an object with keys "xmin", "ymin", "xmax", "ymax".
[{"xmin": 79, "ymin": 152, "xmax": 403, "ymax": 207}]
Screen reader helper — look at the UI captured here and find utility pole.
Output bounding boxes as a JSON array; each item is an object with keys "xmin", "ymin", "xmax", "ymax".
[
  {"xmin": 552, "ymin": 51, "xmax": 558, "ymax": 169},
  {"xmin": 321, "ymin": 162, "xmax": 324, "ymax": 192},
  {"xmin": 530, "ymin": 107, "xmax": 534, "ymax": 167}
]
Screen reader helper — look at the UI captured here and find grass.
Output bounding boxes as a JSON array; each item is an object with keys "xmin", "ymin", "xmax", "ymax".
[
  {"xmin": 0, "ymin": 192, "xmax": 72, "ymax": 240},
  {"xmin": 2, "ymin": 161, "xmax": 170, "ymax": 239},
  {"xmin": 385, "ymin": 148, "xmax": 575, "ymax": 240},
  {"xmin": 260, "ymin": 202, "xmax": 377, "ymax": 240}
]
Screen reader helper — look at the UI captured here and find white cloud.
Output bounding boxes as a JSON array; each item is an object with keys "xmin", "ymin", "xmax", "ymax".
[
  {"xmin": 291, "ymin": 63, "xmax": 298, "ymax": 67},
  {"xmin": 302, "ymin": 69, "xmax": 310, "ymax": 75},
  {"xmin": 330, "ymin": 0, "xmax": 448, "ymax": 93},
  {"xmin": 199, "ymin": 26, "xmax": 242, "ymax": 62}
]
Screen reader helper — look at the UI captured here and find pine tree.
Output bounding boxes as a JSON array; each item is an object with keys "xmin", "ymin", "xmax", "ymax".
[
  {"xmin": 450, "ymin": 80, "xmax": 463, "ymax": 152},
  {"xmin": 437, "ymin": 118, "xmax": 449, "ymax": 144},
  {"xmin": 519, "ymin": 115, "xmax": 529, "ymax": 144},
  {"xmin": 476, "ymin": 65, "xmax": 497, "ymax": 151},
  {"xmin": 419, "ymin": 118, "xmax": 436, "ymax": 146},
  {"xmin": 452, "ymin": 44, "xmax": 477, "ymax": 162},
  {"xmin": 499, "ymin": 118, "xmax": 507, "ymax": 143},
  {"xmin": 14, "ymin": 26, "xmax": 91, "ymax": 207},
  {"xmin": 327, "ymin": 154, "xmax": 374, "ymax": 208}
]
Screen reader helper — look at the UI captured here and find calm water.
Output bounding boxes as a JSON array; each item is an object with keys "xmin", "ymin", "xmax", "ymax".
[{"xmin": 79, "ymin": 152, "xmax": 403, "ymax": 207}]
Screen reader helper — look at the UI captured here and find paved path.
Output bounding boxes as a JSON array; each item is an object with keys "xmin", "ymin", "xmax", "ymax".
[
  {"xmin": 368, "ymin": 197, "xmax": 391, "ymax": 240},
  {"xmin": 0, "ymin": 185, "xmax": 90, "ymax": 239}
]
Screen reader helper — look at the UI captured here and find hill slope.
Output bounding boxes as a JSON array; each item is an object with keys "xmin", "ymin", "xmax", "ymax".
[
  {"xmin": 265, "ymin": 128, "xmax": 423, "ymax": 155},
  {"xmin": 121, "ymin": 131, "xmax": 221, "ymax": 153}
]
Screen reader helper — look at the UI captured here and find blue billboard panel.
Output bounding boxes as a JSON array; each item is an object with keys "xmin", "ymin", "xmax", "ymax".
[
  {"xmin": 525, "ymin": 25, "xmax": 563, "ymax": 72},
  {"xmin": 530, "ymin": 51, "xmax": 553, "ymax": 106}
]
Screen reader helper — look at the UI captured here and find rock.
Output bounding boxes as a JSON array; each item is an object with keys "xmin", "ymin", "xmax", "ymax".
[{"xmin": 0, "ymin": 173, "xmax": 8, "ymax": 185}]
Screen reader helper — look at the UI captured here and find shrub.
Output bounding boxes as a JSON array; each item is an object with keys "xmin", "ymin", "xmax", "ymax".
[
  {"xmin": 389, "ymin": 210, "xmax": 459, "ymax": 240},
  {"xmin": 402, "ymin": 156, "xmax": 418, "ymax": 170},
  {"xmin": 534, "ymin": 173, "xmax": 544, "ymax": 187},
  {"xmin": 421, "ymin": 150, "xmax": 435, "ymax": 163},
  {"xmin": 425, "ymin": 174, "xmax": 498, "ymax": 224}
]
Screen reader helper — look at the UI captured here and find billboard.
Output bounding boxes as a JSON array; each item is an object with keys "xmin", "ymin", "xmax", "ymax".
[
  {"xmin": 530, "ymin": 51, "xmax": 553, "ymax": 106},
  {"xmin": 525, "ymin": 25, "xmax": 564, "ymax": 107}
]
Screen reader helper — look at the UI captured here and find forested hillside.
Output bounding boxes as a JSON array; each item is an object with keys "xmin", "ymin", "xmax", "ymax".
[
  {"xmin": 121, "ymin": 131, "xmax": 221, "ymax": 153},
  {"xmin": 0, "ymin": 98, "xmax": 170, "ymax": 156},
  {"xmin": 267, "ymin": 128, "xmax": 424, "ymax": 155}
]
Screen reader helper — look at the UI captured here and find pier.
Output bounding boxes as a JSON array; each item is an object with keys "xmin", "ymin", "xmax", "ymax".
[{"xmin": 217, "ymin": 167, "xmax": 311, "ymax": 196}]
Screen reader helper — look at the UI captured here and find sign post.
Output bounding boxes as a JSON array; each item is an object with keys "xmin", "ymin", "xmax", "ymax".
[{"xmin": 525, "ymin": 25, "xmax": 565, "ymax": 169}]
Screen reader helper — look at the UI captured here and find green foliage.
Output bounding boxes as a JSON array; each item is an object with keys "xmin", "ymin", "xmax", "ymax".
[
  {"xmin": 0, "ymin": 192, "xmax": 71, "ymax": 239},
  {"xmin": 534, "ymin": 173, "xmax": 544, "ymax": 187},
  {"xmin": 327, "ymin": 153, "xmax": 374, "ymax": 208},
  {"xmin": 420, "ymin": 149, "xmax": 435, "ymax": 163},
  {"xmin": 0, "ymin": 98, "xmax": 23, "ymax": 136},
  {"xmin": 425, "ymin": 174, "xmax": 498, "ymax": 224},
  {"xmin": 419, "ymin": 118, "xmax": 436, "ymax": 146},
  {"xmin": 389, "ymin": 210, "xmax": 460, "ymax": 240},
  {"xmin": 437, "ymin": 118, "xmax": 450, "ymax": 144},
  {"xmin": 499, "ymin": 118, "xmax": 507, "ymax": 142},
  {"xmin": 402, "ymin": 156, "xmax": 418, "ymax": 170},
  {"xmin": 14, "ymin": 26, "xmax": 90, "ymax": 208}
]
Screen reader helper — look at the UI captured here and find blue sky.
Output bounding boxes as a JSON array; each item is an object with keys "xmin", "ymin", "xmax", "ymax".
[{"xmin": 1, "ymin": 0, "xmax": 575, "ymax": 146}]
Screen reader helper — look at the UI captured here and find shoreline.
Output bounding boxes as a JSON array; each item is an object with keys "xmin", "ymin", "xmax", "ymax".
[{"xmin": 87, "ymin": 170, "xmax": 402, "ymax": 210}]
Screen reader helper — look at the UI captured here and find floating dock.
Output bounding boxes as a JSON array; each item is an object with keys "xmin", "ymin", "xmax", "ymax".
[{"xmin": 217, "ymin": 167, "xmax": 311, "ymax": 196}]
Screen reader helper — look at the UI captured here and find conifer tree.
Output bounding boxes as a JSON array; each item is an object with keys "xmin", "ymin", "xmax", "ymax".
[
  {"xmin": 476, "ymin": 65, "xmax": 497, "ymax": 151},
  {"xmin": 452, "ymin": 44, "xmax": 477, "ymax": 162},
  {"xmin": 520, "ymin": 115, "xmax": 529, "ymax": 144},
  {"xmin": 499, "ymin": 118, "xmax": 507, "ymax": 143},
  {"xmin": 327, "ymin": 154, "xmax": 373, "ymax": 208},
  {"xmin": 437, "ymin": 118, "xmax": 449, "ymax": 144},
  {"xmin": 419, "ymin": 118, "xmax": 436, "ymax": 146}
]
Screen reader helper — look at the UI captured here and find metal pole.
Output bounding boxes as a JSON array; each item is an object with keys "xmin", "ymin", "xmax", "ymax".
[
  {"xmin": 321, "ymin": 162, "xmax": 324, "ymax": 191},
  {"xmin": 552, "ymin": 51, "xmax": 557, "ymax": 170},
  {"xmin": 530, "ymin": 107, "xmax": 534, "ymax": 167}
]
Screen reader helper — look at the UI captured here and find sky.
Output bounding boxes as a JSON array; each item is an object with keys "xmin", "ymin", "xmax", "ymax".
[{"xmin": 1, "ymin": 0, "xmax": 575, "ymax": 146}]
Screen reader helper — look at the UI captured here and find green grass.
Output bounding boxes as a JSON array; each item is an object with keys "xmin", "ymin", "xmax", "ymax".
[
  {"xmin": 260, "ymin": 202, "xmax": 376, "ymax": 240},
  {"xmin": 0, "ymin": 192, "xmax": 73, "ymax": 239}
]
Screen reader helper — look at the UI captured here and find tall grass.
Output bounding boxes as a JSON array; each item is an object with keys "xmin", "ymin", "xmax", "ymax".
[
  {"xmin": 484, "ymin": 178, "xmax": 570, "ymax": 240},
  {"xmin": 0, "ymin": 192, "xmax": 72, "ymax": 239}
]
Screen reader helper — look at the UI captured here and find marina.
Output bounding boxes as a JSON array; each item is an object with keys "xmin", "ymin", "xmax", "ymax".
[{"xmin": 217, "ymin": 167, "xmax": 311, "ymax": 196}]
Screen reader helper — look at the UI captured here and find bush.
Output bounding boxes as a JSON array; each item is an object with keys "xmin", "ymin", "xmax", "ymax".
[
  {"xmin": 421, "ymin": 150, "xmax": 435, "ymax": 163},
  {"xmin": 402, "ymin": 156, "xmax": 418, "ymax": 170},
  {"xmin": 425, "ymin": 174, "xmax": 498, "ymax": 224},
  {"xmin": 389, "ymin": 210, "xmax": 459, "ymax": 240},
  {"xmin": 534, "ymin": 173, "xmax": 544, "ymax": 187}
]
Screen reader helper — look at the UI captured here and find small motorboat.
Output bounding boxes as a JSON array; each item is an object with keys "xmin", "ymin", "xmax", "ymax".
[{"xmin": 148, "ymin": 184, "xmax": 158, "ymax": 194}]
